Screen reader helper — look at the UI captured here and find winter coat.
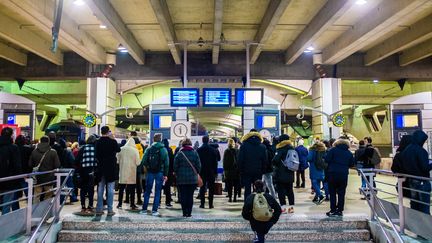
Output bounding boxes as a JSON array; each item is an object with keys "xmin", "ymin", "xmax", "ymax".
[
  {"xmin": 117, "ymin": 138, "xmax": 140, "ymax": 184},
  {"xmin": 17, "ymin": 144, "xmax": 33, "ymax": 174},
  {"xmin": 174, "ymin": 146, "xmax": 201, "ymax": 185},
  {"xmin": 238, "ymin": 132, "xmax": 268, "ymax": 177},
  {"xmin": 307, "ymin": 142, "xmax": 326, "ymax": 180},
  {"xmin": 223, "ymin": 147, "xmax": 240, "ymax": 181},
  {"xmin": 272, "ymin": 140, "xmax": 295, "ymax": 184},
  {"xmin": 197, "ymin": 143, "xmax": 219, "ymax": 179},
  {"xmin": 263, "ymin": 141, "xmax": 275, "ymax": 174},
  {"xmin": 324, "ymin": 139, "xmax": 355, "ymax": 177},
  {"xmin": 354, "ymin": 145, "xmax": 366, "ymax": 167},
  {"xmin": 0, "ymin": 136, "xmax": 22, "ymax": 191},
  {"xmin": 295, "ymin": 145, "xmax": 309, "ymax": 171},
  {"xmin": 141, "ymin": 142, "xmax": 169, "ymax": 176},
  {"xmin": 29, "ymin": 142, "xmax": 61, "ymax": 184},
  {"xmin": 95, "ymin": 136, "xmax": 121, "ymax": 182},
  {"xmin": 242, "ymin": 192, "xmax": 282, "ymax": 233},
  {"xmin": 400, "ymin": 130, "xmax": 431, "ymax": 177}
]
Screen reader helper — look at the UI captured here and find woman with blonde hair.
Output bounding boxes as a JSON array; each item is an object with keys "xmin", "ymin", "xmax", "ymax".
[{"xmin": 223, "ymin": 138, "xmax": 241, "ymax": 202}]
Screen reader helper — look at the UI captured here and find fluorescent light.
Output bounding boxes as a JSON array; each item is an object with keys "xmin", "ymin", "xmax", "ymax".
[
  {"xmin": 373, "ymin": 79, "xmax": 379, "ymax": 83},
  {"xmin": 306, "ymin": 46, "xmax": 314, "ymax": 51},
  {"xmin": 117, "ymin": 44, "xmax": 126, "ymax": 50},
  {"xmin": 355, "ymin": 0, "xmax": 367, "ymax": 5},
  {"xmin": 73, "ymin": 0, "xmax": 85, "ymax": 6},
  {"xmin": 303, "ymin": 50, "xmax": 312, "ymax": 53},
  {"xmin": 99, "ymin": 25, "xmax": 107, "ymax": 29},
  {"xmin": 120, "ymin": 49, "xmax": 128, "ymax": 53}
]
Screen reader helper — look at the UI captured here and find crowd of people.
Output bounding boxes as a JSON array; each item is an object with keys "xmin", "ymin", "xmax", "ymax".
[{"xmin": 0, "ymin": 125, "xmax": 431, "ymax": 243}]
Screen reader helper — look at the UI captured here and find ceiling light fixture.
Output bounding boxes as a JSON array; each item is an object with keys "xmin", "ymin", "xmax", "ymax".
[
  {"xmin": 306, "ymin": 46, "xmax": 315, "ymax": 51},
  {"xmin": 373, "ymin": 79, "xmax": 379, "ymax": 84},
  {"xmin": 120, "ymin": 49, "xmax": 128, "ymax": 53},
  {"xmin": 117, "ymin": 44, "xmax": 126, "ymax": 50},
  {"xmin": 355, "ymin": 0, "xmax": 367, "ymax": 5},
  {"xmin": 99, "ymin": 25, "xmax": 107, "ymax": 29},
  {"xmin": 73, "ymin": 0, "xmax": 85, "ymax": 6}
]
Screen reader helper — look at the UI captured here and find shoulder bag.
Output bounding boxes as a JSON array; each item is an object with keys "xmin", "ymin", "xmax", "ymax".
[{"xmin": 180, "ymin": 151, "xmax": 203, "ymax": 187}]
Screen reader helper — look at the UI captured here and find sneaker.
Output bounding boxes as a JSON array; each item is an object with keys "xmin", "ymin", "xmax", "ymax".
[
  {"xmin": 130, "ymin": 205, "xmax": 139, "ymax": 210},
  {"xmin": 199, "ymin": 205, "xmax": 205, "ymax": 209},
  {"xmin": 281, "ymin": 205, "xmax": 287, "ymax": 214},
  {"xmin": 312, "ymin": 196, "xmax": 319, "ymax": 203},
  {"xmin": 316, "ymin": 196, "xmax": 325, "ymax": 205},
  {"xmin": 95, "ymin": 211, "xmax": 104, "ymax": 216},
  {"xmin": 117, "ymin": 205, "xmax": 122, "ymax": 209},
  {"xmin": 80, "ymin": 208, "xmax": 87, "ymax": 214},
  {"xmin": 326, "ymin": 211, "xmax": 339, "ymax": 217},
  {"xmin": 139, "ymin": 210, "xmax": 148, "ymax": 215},
  {"xmin": 166, "ymin": 204, "xmax": 173, "ymax": 209},
  {"xmin": 336, "ymin": 211, "xmax": 343, "ymax": 217},
  {"xmin": 137, "ymin": 200, "xmax": 143, "ymax": 205},
  {"xmin": 287, "ymin": 207, "xmax": 294, "ymax": 214},
  {"xmin": 107, "ymin": 211, "xmax": 115, "ymax": 216},
  {"xmin": 152, "ymin": 211, "xmax": 160, "ymax": 217}
]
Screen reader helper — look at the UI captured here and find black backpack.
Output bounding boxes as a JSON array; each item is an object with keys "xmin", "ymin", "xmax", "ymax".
[
  {"xmin": 314, "ymin": 151, "xmax": 328, "ymax": 171},
  {"xmin": 147, "ymin": 146, "xmax": 162, "ymax": 173}
]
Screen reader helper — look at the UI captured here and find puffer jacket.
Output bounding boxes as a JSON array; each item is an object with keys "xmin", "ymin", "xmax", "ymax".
[
  {"xmin": 400, "ymin": 130, "xmax": 431, "ymax": 177},
  {"xmin": 29, "ymin": 142, "xmax": 61, "ymax": 184},
  {"xmin": 174, "ymin": 146, "xmax": 201, "ymax": 185},
  {"xmin": 295, "ymin": 145, "xmax": 309, "ymax": 171},
  {"xmin": 307, "ymin": 142, "xmax": 327, "ymax": 180},
  {"xmin": 272, "ymin": 140, "xmax": 295, "ymax": 184},
  {"xmin": 117, "ymin": 138, "xmax": 140, "ymax": 184},
  {"xmin": 324, "ymin": 139, "xmax": 355, "ymax": 176},
  {"xmin": 238, "ymin": 132, "xmax": 268, "ymax": 177},
  {"xmin": 0, "ymin": 136, "xmax": 22, "ymax": 190}
]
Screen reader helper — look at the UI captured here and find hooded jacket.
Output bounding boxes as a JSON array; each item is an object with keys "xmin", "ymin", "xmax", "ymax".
[
  {"xmin": 324, "ymin": 139, "xmax": 355, "ymax": 176},
  {"xmin": 400, "ymin": 130, "xmax": 431, "ymax": 177},
  {"xmin": 141, "ymin": 142, "xmax": 169, "ymax": 176},
  {"xmin": 117, "ymin": 138, "xmax": 141, "ymax": 184},
  {"xmin": 197, "ymin": 143, "xmax": 219, "ymax": 178},
  {"xmin": 272, "ymin": 140, "xmax": 295, "ymax": 184},
  {"xmin": 29, "ymin": 142, "xmax": 61, "ymax": 184},
  {"xmin": 307, "ymin": 142, "xmax": 327, "ymax": 180},
  {"xmin": 295, "ymin": 145, "xmax": 309, "ymax": 171},
  {"xmin": 238, "ymin": 132, "xmax": 268, "ymax": 177},
  {"xmin": 0, "ymin": 136, "xmax": 22, "ymax": 190}
]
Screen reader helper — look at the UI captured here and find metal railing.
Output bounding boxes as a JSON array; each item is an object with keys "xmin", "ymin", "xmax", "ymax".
[
  {"xmin": 359, "ymin": 168, "xmax": 432, "ymax": 243},
  {"xmin": 0, "ymin": 168, "xmax": 74, "ymax": 243}
]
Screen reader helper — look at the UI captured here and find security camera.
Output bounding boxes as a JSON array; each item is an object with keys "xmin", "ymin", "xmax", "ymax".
[
  {"xmin": 296, "ymin": 114, "xmax": 302, "ymax": 119},
  {"xmin": 197, "ymin": 37, "xmax": 205, "ymax": 47}
]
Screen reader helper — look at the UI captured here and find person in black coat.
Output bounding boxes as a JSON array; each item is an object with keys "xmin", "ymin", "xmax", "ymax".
[
  {"xmin": 0, "ymin": 127, "xmax": 22, "ymax": 215},
  {"xmin": 400, "ymin": 130, "xmax": 431, "ymax": 214},
  {"xmin": 95, "ymin": 126, "xmax": 121, "ymax": 216},
  {"xmin": 391, "ymin": 135, "xmax": 413, "ymax": 173},
  {"xmin": 242, "ymin": 180, "xmax": 282, "ymax": 243},
  {"xmin": 162, "ymin": 138, "xmax": 175, "ymax": 207},
  {"xmin": 197, "ymin": 136, "xmax": 219, "ymax": 209},
  {"xmin": 324, "ymin": 138, "xmax": 355, "ymax": 217},
  {"xmin": 223, "ymin": 138, "xmax": 240, "ymax": 202},
  {"xmin": 238, "ymin": 130, "xmax": 268, "ymax": 200}
]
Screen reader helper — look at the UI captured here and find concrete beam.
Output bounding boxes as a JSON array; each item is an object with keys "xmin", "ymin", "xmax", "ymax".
[
  {"xmin": 212, "ymin": 0, "xmax": 224, "ymax": 64},
  {"xmin": 86, "ymin": 0, "xmax": 145, "ymax": 64},
  {"xmin": 0, "ymin": 42, "xmax": 27, "ymax": 66},
  {"xmin": 399, "ymin": 38, "xmax": 432, "ymax": 66},
  {"xmin": 365, "ymin": 14, "xmax": 432, "ymax": 66},
  {"xmin": 250, "ymin": 0, "xmax": 291, "ymax": 64},
  {"xmin": 1, "ymin": 0, "xmax": 106, "ymax": 64},
  {"xmin": 322, "ymin": 0, "xmax": 429, "ymax": 65},
  {"xmin": 150, "ymin": 0, "xmax": 182, "ymax": 64},
  {"xmin": 0, "ymin": 14, "xmax": 63, "ymax": 65},
  {"xmin": 285, "ymin": 0, "xmax": 353, "ymax": 65}
]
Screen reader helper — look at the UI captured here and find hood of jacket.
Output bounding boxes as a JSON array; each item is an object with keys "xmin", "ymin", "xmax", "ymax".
[
  {"xmin": 36, "ymin": 142, "xmax": 51, "ymax": 153},
  {"xmin": 124, "ymin": 138, "xmax": 136, "ymax": 149},
  {"xmin": 311, "ymin": 141, "xmax": 326, "ymax": 152},
  {"xmin": 333, "ymin": 139, "xmax": 350, "ymax": 150},
  {"xmin": 241, "ymin": 132, "xmax": 263, "ymax": 145},
  {"xmin": 151, "ymin": 142, "xmax": 165, "ymax": 149},
  {"xmin": 0, "ymin": 136, "xmax": 12, "ymax": 146},
  {"xmin": 412, "ymin": 130, "xmax": 428, "ymax": 146},
  {"xmin": 276, "ymin": 140, "xmax": 292, "ymax": 149}
]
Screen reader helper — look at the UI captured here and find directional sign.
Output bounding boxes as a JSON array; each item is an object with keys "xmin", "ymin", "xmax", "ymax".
[{"xmin": 170, "ymin": 121, "xmax": 191, "ymax": 140}]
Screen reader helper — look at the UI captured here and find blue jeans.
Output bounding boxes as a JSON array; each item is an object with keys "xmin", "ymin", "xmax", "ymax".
[
  {"xmin": 409, "ymin": 179, "xmax": 431, "ymax": 215},
  {"xmin": 96, "ymin": 177, "xmax": 115, "ymax": 213},
  {"xmin": 312, "ymin": 179, "xmax": 328, "ymax": 198},
  {"xmin": 143, "ymin": 172, "xmax": 164, "ymax": 212},
  {"xmin": 1, "ymin": 192, "xmax": 15, "ymax": 215}
]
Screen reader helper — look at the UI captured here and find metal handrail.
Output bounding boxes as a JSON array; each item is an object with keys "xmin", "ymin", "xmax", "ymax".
[
  {"xmin": 362, "ymin": 168, "xmax": 432, "ymax": 182},
  {"xmin": 359, "ymin": 170, "xmax": 404, "ymax": 243},
  {"xmin": 0, "ymin": 169, "xmax": 60, "ymax": 182}
]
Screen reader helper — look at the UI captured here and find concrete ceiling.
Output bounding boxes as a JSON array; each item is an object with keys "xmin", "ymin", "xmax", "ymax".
[{"xmin": 0, "ymin": 0, "xmax": 432, "ymax": 66}]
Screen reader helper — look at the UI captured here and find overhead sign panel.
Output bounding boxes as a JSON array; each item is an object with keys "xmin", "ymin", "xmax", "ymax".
[
  {"xmin": 235, "ymin": 88, "xmax": 263, "ymax": 107},
  {"xmin": 170, "ymin": 88, "xmax": 199, "ymax": 107},
  {"xmin": 203, "ymin": 88, "xmax": 231, "ymax": 107}
]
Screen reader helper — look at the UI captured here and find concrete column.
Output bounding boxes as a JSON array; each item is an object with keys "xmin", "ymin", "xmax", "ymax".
[
  {"xmin": 86, "ymin": 78, "xmax": 117, "ymax": 135},
  {"xmin": 312, "ymin": 78, "xmax": 342, "ymax": 140}
]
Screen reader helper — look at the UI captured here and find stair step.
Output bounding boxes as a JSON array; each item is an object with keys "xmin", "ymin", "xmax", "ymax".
[{"xmin": 58, "ymin": 229, "xmax": 371, "ymax": 242}]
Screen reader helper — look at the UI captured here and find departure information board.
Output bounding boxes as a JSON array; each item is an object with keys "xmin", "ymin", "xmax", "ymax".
[
  {"xmin": 203, "ymin": 88, "xmax": 231, "ymax": 107},
  {"xmin": 170, "ymin": 88, "xmax": 199, "ymax": 107}
]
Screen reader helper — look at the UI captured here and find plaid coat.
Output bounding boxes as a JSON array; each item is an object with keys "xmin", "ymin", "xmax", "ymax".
[{"xmin": 174, "ymin": 147, "xmax": 201, "ymax": 185}]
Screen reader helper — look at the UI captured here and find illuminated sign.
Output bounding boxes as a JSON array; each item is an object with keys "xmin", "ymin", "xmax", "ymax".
[
  {"xmin": 82, "ymin": 114, "xmax": 97, "ymax": 128},
  {"xmin": 332, "ymin": 113, "xmax": 346, "ymax": 127}
]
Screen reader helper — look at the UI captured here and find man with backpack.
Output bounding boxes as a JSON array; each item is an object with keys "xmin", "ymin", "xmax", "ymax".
[
  {"xmin": 307, "ymin": 141, "xmax": 328, "ymax": 204},
  {"xmin": 359, "ymin": 137, "xmax": 381, "ymax": 198},
  {"xmin": 242, "ymin": 180, "xmax": 282, "ymax": 243},
  {"xmin": 140, "ymin": 133, "xmax": 169, "ymax": 216},
  {"xmin": 0, "ymin": 127, "xmax": 22, "ymax": 215},
  {"xmin": 272, "ymin": 134, "xmax": 297, "ymax": 214}
]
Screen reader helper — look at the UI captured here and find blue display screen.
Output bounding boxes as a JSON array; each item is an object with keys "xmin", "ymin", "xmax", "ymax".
[
  {"xmin": 203, "ymin": 88, "xmax": 231, "ymax": 107},
  {"xmin": 153, "ymin": 115, "xmax": 172, "ymax": 129},
  {"xmin": 7, "ymin": 114, "xmax": 15, "ymax": 125},
  {"xmin": 256, "ymin": 115, "xmax": 276, "ymax": 129},
  {"xmin": 235, "ymin": 88, "xmax": 263, "ymax": 107},
  {"xmin": 170, "ymin": 88, "xmax": 199, "ymax": 107},
  {"xmin": 394, "ymin": 113, "xmax": 420, "ymax": 129}
]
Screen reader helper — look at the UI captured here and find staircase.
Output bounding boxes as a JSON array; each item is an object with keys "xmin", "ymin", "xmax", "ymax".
[{"xmin": 58, "ymin": 213, "xmax": 372, "ymax": 242}]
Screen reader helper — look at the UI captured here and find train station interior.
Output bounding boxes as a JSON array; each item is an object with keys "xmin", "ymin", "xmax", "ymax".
[{"xmin": 0, "ymin": 0, "xmax": 432, "ymax": 242}]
